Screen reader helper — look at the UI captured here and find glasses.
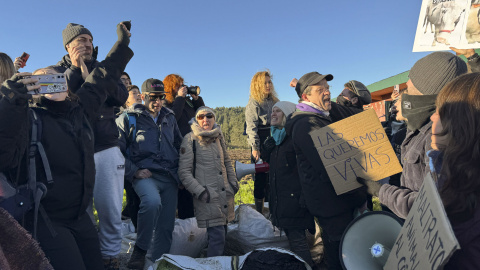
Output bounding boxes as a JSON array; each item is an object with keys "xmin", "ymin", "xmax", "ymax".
[
  {"xmin": 197, "ymin": 113, "xmax": 214, "ymax": 120},
  {"xmin": 147, "ymin": 94, "xmax": 166, "ymax": 101}
]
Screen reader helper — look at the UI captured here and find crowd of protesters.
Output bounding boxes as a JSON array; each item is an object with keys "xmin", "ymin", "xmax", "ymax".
[{"xmin": 1, "ymin": 20, "xmax": 480, "ymax": 270}]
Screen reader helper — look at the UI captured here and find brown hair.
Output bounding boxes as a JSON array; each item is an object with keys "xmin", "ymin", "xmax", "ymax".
[
  {"xmin": 435, "ymin": 72, "xmax": 480, "ymax": 220},
  {"xmin": 249, "ymin": 70, "xmax": 279, "ymax": 103},
  {"xmin": 0, "ymin": 53, "xmax": 15, "ymax": 84},
  {"xmin": 163, "ymin": 74, "xmax": 184, "ymax": 104}
]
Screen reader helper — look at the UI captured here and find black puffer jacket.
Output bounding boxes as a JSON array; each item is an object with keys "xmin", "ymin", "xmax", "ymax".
[
  {"xmin": 53, "ymin": 51, "xmax": 128, "ymax": 153},
  {"xmin": 164, "ymin": 96, "xmax": 205, "ymax": 136},
  {"xmin": 0, "ymin": 42, "xmax": 133, "ymax": 221},
  {"xmin": 265, "ymin": 135, "xmax": 314, "ymax": 230}
]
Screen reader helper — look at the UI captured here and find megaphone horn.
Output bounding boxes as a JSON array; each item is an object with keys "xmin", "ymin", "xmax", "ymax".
[{"xmin": 234, "ymin": 160, "xmax": 269, "ymax": 180}]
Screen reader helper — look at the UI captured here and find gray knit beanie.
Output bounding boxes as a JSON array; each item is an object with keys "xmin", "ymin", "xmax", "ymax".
[
  {"xmin": 273, "ymin": 101, "xmax": 296, "ymax": 127},
  {"xmin": 196, "ymin": 106, "xmax": 216, "ymax": 119},
  {"xmin": 409, "ymin": 52, "xmax": 467, "ymax": 95},
  {"xmin": 62, "ymin": 23, "xmax": 93, "ymax": 50}
]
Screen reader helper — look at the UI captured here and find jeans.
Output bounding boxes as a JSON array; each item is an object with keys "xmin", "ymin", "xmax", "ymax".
[
  {"xmin": 132, "ymin": 173, "xmax": 178, "ymax": 261},
  {"xmin": 207, "ymin": 225, "xmax": 227, "ymax": 257}
]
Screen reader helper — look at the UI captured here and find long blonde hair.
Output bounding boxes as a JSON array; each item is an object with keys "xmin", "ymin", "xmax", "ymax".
[{"xmin": 249, "ymin": 70, "xmax": 279, "ymax": 103}]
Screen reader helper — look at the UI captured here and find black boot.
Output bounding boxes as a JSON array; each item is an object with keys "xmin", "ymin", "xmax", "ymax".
[{"xmin": 127, "ymin": 244, "xmax": 147, "ymax": 270}]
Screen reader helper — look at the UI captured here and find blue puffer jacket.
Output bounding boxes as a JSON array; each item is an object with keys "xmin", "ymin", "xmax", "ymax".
[{"xmin": 116, "ymin": 104, "xmax": 183, "ymax": 184}]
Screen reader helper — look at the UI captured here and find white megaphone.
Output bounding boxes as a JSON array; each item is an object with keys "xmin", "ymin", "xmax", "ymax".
[
  {"xmin": 340, "ymin": 211, "xmax": 403, "ymax": 270},
  {"xmin": 234, "ymin": 160, "xmax": 269, "ymax": 180}
]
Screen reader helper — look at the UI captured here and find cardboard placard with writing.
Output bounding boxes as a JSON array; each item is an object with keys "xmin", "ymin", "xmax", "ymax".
[
  {"xmin": 385, "ymin": 173, "xmax": 459, "ymax": 269},
  {"xmin": 310, "ymin": 109, "xmax": 402, "ymax": 195}
]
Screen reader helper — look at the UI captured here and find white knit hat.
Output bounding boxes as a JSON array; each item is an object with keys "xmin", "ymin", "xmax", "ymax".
[{"xmin": 273, "ymin": 101, "xmax": 296, "ymax": 117}]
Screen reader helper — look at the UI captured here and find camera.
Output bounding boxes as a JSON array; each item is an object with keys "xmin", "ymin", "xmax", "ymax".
[
  {"xmin": 25, "ymin": 73, "xmax": 67, "ymax": 95},
  {"xmin": 182, "ymin": 85, "xmax": 201, "ymax": 96}
]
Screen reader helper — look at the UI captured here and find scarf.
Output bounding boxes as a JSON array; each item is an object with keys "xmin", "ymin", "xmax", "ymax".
[
  {"xmin": 401, "ymin": 94, "xmax": 437, "ymax": 131},
  {"xmin": 270, "ymin": 126, "xmax": 287, "ymax": 145},
  {"xmin": 296, "ymin": 102, "xmax": 330, "ymax": 116},
  {"xmin": 190, "ymin": 121, "xmax": 222, "ymax": 146}
]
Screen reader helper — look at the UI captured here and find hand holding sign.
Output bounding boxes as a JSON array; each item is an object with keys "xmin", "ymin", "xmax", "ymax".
[{"xmin": 310, "ymin": 109, "xmax": 402, "ymax": 195}]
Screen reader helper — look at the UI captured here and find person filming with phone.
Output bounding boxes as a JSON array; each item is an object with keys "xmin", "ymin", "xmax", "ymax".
[{"xmin": 0, "ymin": 21, "xmax": 133, "ymax": 270}]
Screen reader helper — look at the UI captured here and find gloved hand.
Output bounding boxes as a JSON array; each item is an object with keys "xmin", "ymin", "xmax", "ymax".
[
  {"xmin": 0, "ymin": 73, "xmax": 36, "ymax": 105},
  {"xmin": 356, "ymin": 177, "xmax": 383, "ymax": 197},
  {"xmin": 261, "ymin": 136, "xmax": 276, "ymax": 162},
  {"xmin": 198, "ymin": 188, "xmax": 210, "ymax": 203},
  {"xmin": 117, "ymin": 21, "xmax": 131, "ymax": 46}
]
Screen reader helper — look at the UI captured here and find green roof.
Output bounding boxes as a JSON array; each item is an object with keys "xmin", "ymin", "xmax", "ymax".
[
  {"xmin": 366, "ymin": 71, "xmax": 409, "ymax": 93},
  {"xmin": 366, "ymin": 49, "xmax": 480, "ymax": 93}
]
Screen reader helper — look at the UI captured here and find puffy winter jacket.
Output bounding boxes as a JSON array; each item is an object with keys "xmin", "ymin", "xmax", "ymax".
[{"xmin": 178, "ymin": 122, "xmax": 238, "ymax": 228}]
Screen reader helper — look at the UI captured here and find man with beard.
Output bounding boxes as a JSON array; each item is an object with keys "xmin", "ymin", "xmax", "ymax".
[
  {"xmin": 116, "ymin": 78, "xmax": 182, "ymax": 269},
  {"xmin": 285, "ymin": 72, "xmax": 367, "ymax": 270},
  {"xmin": 51, "ymin": 23, "xmax": 129, "ymax": 270}
]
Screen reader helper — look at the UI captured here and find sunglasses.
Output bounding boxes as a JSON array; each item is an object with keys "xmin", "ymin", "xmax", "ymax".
[
  {"xmin": 147, "ymin": 94, "xmax": 166, "ymax": 101},
  {"xmin": 197, "ymin": 113, "xmax": 214, "ymax": 120}
]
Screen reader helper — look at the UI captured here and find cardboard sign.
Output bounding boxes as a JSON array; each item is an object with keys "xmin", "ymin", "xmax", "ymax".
[
  {"xmin": 385, "ymin": 173, "xmax": 459, "ymax": 269},
  {"xmin": 310, "ymin": 109, "xmax": 402, "ymax": 195},
  {"xmin": 413, "ymin": 0, "xmax": 479, "ymax": 52}
]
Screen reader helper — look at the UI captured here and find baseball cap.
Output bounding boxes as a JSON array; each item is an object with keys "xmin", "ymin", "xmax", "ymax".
[
  {"xmin": 295, "ymin": 72, "xmax": 333, "ymax": 98},
  {"xmin": 141, "ymin": 78, "xmax": 165, "ymax": 94}
]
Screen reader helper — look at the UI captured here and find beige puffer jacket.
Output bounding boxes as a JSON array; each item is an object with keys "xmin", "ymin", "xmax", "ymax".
[{"xmin": 178, "ymin": 122, "xmax": 239, "ymax": 228}]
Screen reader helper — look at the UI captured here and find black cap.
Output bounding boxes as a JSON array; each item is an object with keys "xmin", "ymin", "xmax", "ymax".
[
  {"xmin": 141, "ymin": 78, "xmax": 165, "ymax": 94},
  {"xmin": 295, "ymin": 72, "xmax": 333, "ymax": 98}
]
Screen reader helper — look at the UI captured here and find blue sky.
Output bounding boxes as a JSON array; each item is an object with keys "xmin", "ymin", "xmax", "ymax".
[{"xmin": 2, "ymin": 0, "xmax": 431, "ymax": 108}]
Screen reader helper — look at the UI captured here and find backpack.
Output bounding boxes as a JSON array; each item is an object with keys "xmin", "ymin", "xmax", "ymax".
[{"xmin": 0, "ymin": 109, "xmax": 56, "ymax": 238}]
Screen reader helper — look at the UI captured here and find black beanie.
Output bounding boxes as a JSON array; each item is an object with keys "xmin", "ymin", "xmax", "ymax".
[
  {"xmin": 62, "ymin": 23, "xmax": 93, "ymax": 50},
  {"xmin": 409, "ymin": 52, "xmax": 467, "ymax": 95}
]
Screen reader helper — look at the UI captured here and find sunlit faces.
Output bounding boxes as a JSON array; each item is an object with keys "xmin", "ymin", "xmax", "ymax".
[
  {"xmin": 197, "ymin": 112, "xmax": 215, "ymax": 131},
  {"xmin": 304, "ymin": 79, "xmax": 331, "ymax": 111},
  {"xmin": 264, "ymin": 76, "xmax": 272, "ymax": 94},
  {"xmin": 142, "ymin": 93, "xmax": 165, "ymax": 114},
  {"xmin": 430, "ymin": 111, "xmax": 448, "ymax": 150},
  {"xmin": 270, "ymin": 107, "xmax": 284, "ymax": 127},
  {"xmin": 120, "ymin": 75, "xmax": 131, "ymax": 87},
  {"xmin": 126, "ymin": 88, "xmax": 142, "ymax": 107},
  {"xmin": 66, "ymin": 34, "xmax": 93, "ymax": 61}
]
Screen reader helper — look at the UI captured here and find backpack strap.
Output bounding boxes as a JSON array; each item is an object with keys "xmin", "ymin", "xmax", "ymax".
[{"xmin": 28, "ymin": 109, "xmax": 55, "ymax": 239}]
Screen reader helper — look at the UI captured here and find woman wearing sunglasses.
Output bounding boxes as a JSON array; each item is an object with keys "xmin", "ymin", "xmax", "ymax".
[
  {"xmin": 428, "ymin": 73, "xmax": 480, "ymax": 269},
  {"xmin": 178, "ymin": 106, "xmax": 239, "ymax": 257}
]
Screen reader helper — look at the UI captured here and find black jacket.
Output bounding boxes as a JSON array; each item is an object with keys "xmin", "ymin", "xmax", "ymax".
[
  {"xmin": 285, "ymin": 103, "xmax": 366, "ymax": 237},
  {"xmin": 164, "ymin": 96, "xmax": 205, "ymax": 137},
  {"xmin": 264, "ymin": 135, "xmax": 314, "ymax": 231},
  {"xmin": 0, "ymin": 42, "xmax": 133, "ymax": 221},
  {"xmin": 53, "ymin": 51, "xmax": 129, "ymax": 153}
]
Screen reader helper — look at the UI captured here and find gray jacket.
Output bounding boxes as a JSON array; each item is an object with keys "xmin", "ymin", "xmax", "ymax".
[
  {"xmin": 379, "ymin": 121, "xmax": 433, "ymax": 219},
  {"xmin": 245, "ymin": 96, "xmax": 275, "ymax": 150},
  {"xmin": 116, "ymin": 104, "xmax": 183, "ymax": 184}
]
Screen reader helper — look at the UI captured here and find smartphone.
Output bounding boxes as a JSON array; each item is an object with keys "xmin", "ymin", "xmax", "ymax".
[
  {"xmin": 121, "ymin": 21, "xmax": 131, "ymax": 31},
  {"xmin": 19, "ymin": 52, "xmax": 30, "ymax": 68},
  {"xmin": 26, "ymin": 73, "xmax": 67, "ymax": 95},
  {"xmin": 393, "ymin": 84, "xmax": 400, "ymax": 95}
]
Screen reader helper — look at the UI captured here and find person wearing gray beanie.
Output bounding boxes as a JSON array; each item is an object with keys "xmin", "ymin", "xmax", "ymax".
[
  {"xmin": 360, "ymin": 51, "xmax": 468, "ymax": 221},
  {"xmin": 62, "ymin": 23, "xmax": 93, "ymax": 50},
  {"xmin": 53, "ymin": 22, "xmax": 133, "ymax": 270},
  {"xmin": 272, "ymin": 101, "xmax": 296, "ymax": 128}
]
